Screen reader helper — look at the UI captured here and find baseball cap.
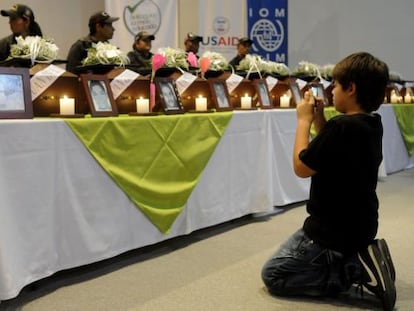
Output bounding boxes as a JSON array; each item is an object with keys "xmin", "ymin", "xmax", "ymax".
[
  {"xmin": 1, "ymin": 4, "xmax": 34, "ymax": 21},
  {"xmin": 238, "ymin": 37, "xmax": 253, "ymax": 46},
  {"xmin": 135, "ymin": 31, "xmax": 155, "ymax": 42},
  {"xmin": 88, "ymin": 11, "xmax": 119, "ymax": 26},
  {"xmin": 186, "ymin": 32, "xmax": 203, "ymax": 42}
]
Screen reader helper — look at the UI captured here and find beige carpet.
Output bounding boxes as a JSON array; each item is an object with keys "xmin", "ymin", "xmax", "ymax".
[{"xmin": 1, "ymin": 169, "xmax": 414, "ymax": 311}]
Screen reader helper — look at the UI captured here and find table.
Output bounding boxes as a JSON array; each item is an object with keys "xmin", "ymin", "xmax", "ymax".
[{"xmin": 0, "ymin": 106, "xmax": 412, "ymax": 301}]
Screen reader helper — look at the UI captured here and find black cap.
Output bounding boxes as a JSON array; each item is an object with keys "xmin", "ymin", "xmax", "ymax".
[
  {"xmin": 88, "ymin": 11, "xmax": 119, "ymax": 26},
  {"xmin": 186, "ymin": 32, "xmax": 203, "ymax": 42},
  {"xmin": 1, "ymin": 4, "xmax": 34, "ymax": 21},
  {"xmin": 135, "ymin": 31, "xmax": 155, "ymax": 42},
  {"xmin": 238, "ymin": 37, "xmax": 253, "ymax": 46}
]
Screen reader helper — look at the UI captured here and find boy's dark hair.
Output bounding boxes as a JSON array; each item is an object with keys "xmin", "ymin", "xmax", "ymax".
[{"xmin": 332, "ymin": 52, "xmax": 389, "ymax": 112}]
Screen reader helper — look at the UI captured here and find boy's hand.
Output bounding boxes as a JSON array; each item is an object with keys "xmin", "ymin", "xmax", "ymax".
[{"xmin": 296, "ymin": 90, "xmax": 315, "ymax": 123}]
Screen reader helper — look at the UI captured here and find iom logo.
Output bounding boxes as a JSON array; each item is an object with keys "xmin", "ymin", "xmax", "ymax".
[
  {"xmin": 250, "ymin": 19, "xmax": 284, "ymax": 52},
  {"xmin": 123, "ymin": 0, "xmax": 161, "ymax": 36}
]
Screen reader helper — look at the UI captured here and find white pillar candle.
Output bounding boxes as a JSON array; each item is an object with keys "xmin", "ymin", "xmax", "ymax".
[
  {"xmin": 280, "ymin": 94, "xmax": 290, "ymax": 108},
  {"xmin": 241, "ymin": 94, "xmax": 252, "ymax": 109},
  {"xmin": 59, "ymin": 96, "xmax": 75, "ymax": 115},
  {"xmin": 136, "ymin": 97, "xmax": 150, "ymax": 113},
  {"xmin": 390, "ymin": 92, "xmax": 399, "ymax": 104},
  {"xmin": 195, "ymin": 95, "xmax": 207, "ymax": 111},
  {"xmin": 404, "ymin": 94, "xmax": 412, "ymax": 103}
]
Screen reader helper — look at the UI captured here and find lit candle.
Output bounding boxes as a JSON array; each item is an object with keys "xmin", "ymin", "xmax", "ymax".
[
  {"xmin": 195, "ymin": 95, "xmax": 207, "ymax": 111},
  {"xmin": 390, "ymin": 91, "xmax": 398, "ymax": 104},
  {"xmin": 136, "ymin": 97, "xmax": 149, "ymax": 113},
  {"xmin": 241, "ymin": 93, "xmax": 252, "ymax": 109},
  {"xmin": 404, "ymin": 93, "xmax": 412, "ymax": 103},
  {"xmin": 280, "ymin": 94, "xmax": 290, "ymax": 108},
  {"xmin": 59, "ymin": 96, "xmax": 75, "ymax": 115}
]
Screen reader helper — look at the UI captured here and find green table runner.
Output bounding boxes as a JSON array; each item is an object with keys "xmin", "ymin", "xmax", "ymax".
[
  {"xmin": 391, "ymin": 104, "xmax": 414, "ymax": 156},
  {"xmin": 65, "ymin": 113, "xmax": 233, "ymax": 233}
]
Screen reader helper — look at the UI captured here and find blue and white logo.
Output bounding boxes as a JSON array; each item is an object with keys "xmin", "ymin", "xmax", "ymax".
[{"xmin": 250, "ymin": 19, "xmax": 284, "ymax": 52}]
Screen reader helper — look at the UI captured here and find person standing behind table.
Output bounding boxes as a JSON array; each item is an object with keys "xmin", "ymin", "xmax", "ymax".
[
  {"xmin": 261, "ymin": 52, "xmax": 396, "ymax": 311},
  {"xmin": 0, "ymin": 4, "xmax": 43, "ymax": 61},
  {"xmin": 184, "ymin": 32, "xmax": 203, "ymax": 58},
  {"xmin": 66, "ymin": 11, "xmax": 119, "ymax": 74},
  {"xmin": 229, "ymin": 37, "xmax": 253, "ymax": 68},
  {"xmin": 127, "ymin": 31, "xmax": 155, "ymax": 70}
]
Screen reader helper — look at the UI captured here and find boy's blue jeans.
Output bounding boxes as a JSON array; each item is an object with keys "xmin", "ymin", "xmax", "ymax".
[{"xmin": 261, "ymin": 228, "xmax": 360, "ymax": 297}]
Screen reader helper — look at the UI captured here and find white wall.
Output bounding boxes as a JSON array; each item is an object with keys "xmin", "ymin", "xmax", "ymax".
[{"xmin": 1, "ymin": 0, "xmax": 413, "ymax": 79}]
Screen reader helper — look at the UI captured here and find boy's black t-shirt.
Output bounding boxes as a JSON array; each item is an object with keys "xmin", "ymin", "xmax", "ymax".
[{"xmin": 299, "ymin": 113, "xmax": 383, "ymax": 254}]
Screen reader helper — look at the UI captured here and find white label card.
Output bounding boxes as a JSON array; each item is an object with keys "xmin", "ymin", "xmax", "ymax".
[
  {"xmin": 30, "ymin": 64, "xmax": 66, "ymax": 100},
  {"xmin": 265, "ymin": 76, "xmax": 278, "ymax": 91},
  {"xmin": 110, "ymin": 69, "xmax": 140, "ymax": 99},
  {"xmin": 226, "ymin": 74, "xmax": 244, "ymax": 94},
  {"xmin": 175, "ymin": 72, "xmax": 197, "ymax": 95}
]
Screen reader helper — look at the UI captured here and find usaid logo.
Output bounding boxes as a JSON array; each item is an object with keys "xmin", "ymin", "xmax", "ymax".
[
  {"xmin": 213, "ymin": 16, "xmax": 230, "ymax": 35},
  {"xmin": 123, "ymin": 0, "xmax": 161, "ymax": 36}
]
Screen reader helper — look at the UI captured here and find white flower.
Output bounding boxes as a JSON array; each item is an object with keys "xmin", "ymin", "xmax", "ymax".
[
  {"xmin": 235, "ymin": 54, "xmax": 289, "ymax": 75},
  {"xmin": 9, "ymin": 36, "xmax": 59, "ymax": 63},
  {"xmin": 200, "ymin": 51, "xmax": 229, "ymax": 71},
  {"xmin": 157, "ymin": 47, "xmax": 188, "ymax": 69},
  {"xmin": 82, "ymin": 42, "xmax": 130, "ymax": 66},
  {"xmin": 320, "ymin": 64, "xmax": 335, "ymax": 81},
  {"xmin": 293, "ymin": 61, "xmax": 321, "ymax": 78}
]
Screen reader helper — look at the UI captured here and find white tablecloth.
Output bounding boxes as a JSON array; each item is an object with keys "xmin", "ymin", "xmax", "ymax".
[{"xmin": 0, "ymin": 107, "xmax": 412, "ymax": 300}]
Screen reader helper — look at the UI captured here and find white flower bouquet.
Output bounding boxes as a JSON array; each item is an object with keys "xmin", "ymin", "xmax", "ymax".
[
  {"xmin": 9, "ymin": 36, "xmax": 59, "ymax": 63},
  {"xmin": 237, "ymin": 54, "xmax": 266, "ymax": 72},
  {"xmin": 200, "ymin": 51, "xmax": 229, "ymax": 71},
  {"xmin": 292, "ymin": 61, "xmax": 321, "ymax": 78},
  {"xmin": 262, "ymin": 61, "xmax": 290, "ymax": 77},
  {"xmin": 320, "ymin": 64, "xmax": 335, "ymax": 81},
  {"xmin": 157, "ymin": 47, "xmax": 189, "ymax": 70},
  {"xmin": 82, "ymin": 42, "xmax": 130, "ymax": 66}
]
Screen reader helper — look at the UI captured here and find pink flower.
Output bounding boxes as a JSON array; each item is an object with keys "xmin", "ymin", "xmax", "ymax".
[
  {"xmin": 199, "ymin": 57, "xmax": 211, "ymax": 73},
  {"xmin": 187, "ymin": 52, "xmax": 198, "ymax": 68},
  {"xmin": 152, "ymin": 54, "xmax": 166, "ymax": 72}
]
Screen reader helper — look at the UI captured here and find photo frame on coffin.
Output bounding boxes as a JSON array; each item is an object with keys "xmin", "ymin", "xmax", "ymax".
[
  {"xmin": 0, "ymin": 67, "xmax": 33, "ymax": 119},
  {"xmin": 290, "ymin": 81, "xmax": 302, "ymax": 106},
  {"xmin": 253, "ymin": 79, "xmax": 273, "ymax": 109},
  {"xmin": 155, "ymin": 77, "xmax": 184, "ymax": 114},
  {"xmin": 80, "ymin": 74, "xmax": 118, "ymax": 117},
  {"xmin": 208, "ymin": 78, "xmax": 233, "ymax": 111}
]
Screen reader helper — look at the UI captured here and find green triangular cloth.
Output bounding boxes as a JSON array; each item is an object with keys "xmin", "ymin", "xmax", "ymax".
[
  {"xmin": 392, "ymin": 104, "xmax": 414, "ymax": 156},
  {"xmin": 65, "ymin": 113, "xmax": 233, "ymax": 233}
]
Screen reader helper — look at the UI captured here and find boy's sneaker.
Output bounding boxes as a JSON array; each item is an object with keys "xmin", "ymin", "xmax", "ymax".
[
  {"xmin": 376, "ymin": 239, "xmax": 396, "ymax": 282},
  {"xmin": 358, "ymin": 243, "xmax": 396, "ymax": 311}
]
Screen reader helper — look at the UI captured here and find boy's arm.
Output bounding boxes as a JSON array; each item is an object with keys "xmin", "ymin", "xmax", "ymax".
[
  {"xmin": 293, "ymin": 91, "xmax": 317, "ymax": 178},
  {"xmin": 313, "ymin": 100, "xmax": 326, "ymax": 134}
]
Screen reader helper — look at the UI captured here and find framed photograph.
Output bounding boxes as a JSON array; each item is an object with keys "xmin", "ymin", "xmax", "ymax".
[
  {"xmin": 80, "ymin": 74, "xmax": 118, "ymax": 117},
  {"xmin": 254, "ymin": 79, "xmax": 273, "ymax": 108},
  {"xmin": 0, "ymin": 67, "xmax": 33, "ymax": 119},
  {"xmin": 155, "ymin": 77, "xmax": 184, "ymax": 114},
  {"xmin": 289, "ymin": 81, "xmax": 302, "ymax": 106},
  {"xmin": 208, "ymin": 79, "xmax": 233, "ymax": 111}
]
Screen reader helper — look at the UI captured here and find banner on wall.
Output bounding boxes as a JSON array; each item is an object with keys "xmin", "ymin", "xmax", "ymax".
[
  {"xmin": 198, "ymin": 0, "xmax": 246, "ymax": 61},
  {"xmin": 247, "ymin": 0, "xmax": 288, "ymax": 64},
  {"xmin": 105, "ymin": 0, "xmax": 178, "ymax": 54}
]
